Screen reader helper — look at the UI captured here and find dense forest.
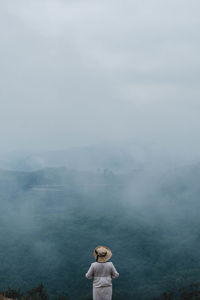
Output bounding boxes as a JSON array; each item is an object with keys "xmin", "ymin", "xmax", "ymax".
[{"xmin": 0, "ymin": 163, "xmax": 200, "ymax": 300}]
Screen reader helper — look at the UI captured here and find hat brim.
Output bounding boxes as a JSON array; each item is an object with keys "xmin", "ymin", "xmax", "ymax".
[{"xmin": 93, "ymin": 245, "xmax": 112, "ymax": 263}]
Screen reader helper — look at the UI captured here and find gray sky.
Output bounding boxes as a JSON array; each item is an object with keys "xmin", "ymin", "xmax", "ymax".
[{"xmin": 1, "ymin": 0, "xmax": 200, "ymax": 160}]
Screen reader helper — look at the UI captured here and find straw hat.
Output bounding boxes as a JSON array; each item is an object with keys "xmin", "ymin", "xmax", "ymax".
[{"xmin": 94, "ymin": 245, "xmax": 112, "ymax": 263}]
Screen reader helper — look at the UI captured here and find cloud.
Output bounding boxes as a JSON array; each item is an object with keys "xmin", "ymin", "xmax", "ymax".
[{"xmin": 0, "ymin": 0, "xmax": 200, "ymax": 160}]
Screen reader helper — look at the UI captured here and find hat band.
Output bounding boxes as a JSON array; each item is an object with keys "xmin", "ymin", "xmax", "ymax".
[{"xmin": 95, "ymin": 249, "xmax": 107, "ymax": 262}]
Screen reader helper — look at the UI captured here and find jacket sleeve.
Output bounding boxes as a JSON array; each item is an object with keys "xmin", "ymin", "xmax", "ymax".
[
  {"xmin": 111, "ymin": 263, "xmax": 119, "ymax": 278},
  {"xmin": 85, "ymin": 263, "xmax": 94, "ymax": 279}
]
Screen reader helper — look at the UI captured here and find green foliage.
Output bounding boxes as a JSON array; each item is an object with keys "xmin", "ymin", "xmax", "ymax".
[
  {"xmin": 26, "ymin": 284, "xmax": 49, "ymax": 300},
  {"xmin": 0, "ymin": 288, "xmax": 24, "ymax": 299}
]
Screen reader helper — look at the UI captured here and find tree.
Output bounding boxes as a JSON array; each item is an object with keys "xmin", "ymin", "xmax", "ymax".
[{"xmin": 26, "ymin": 283, "xmax": 49, "ymax": 300}]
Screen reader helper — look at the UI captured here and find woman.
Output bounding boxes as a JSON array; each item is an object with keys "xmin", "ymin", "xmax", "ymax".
[{"xmin": 85, "ymin": 245, "xmax": 119, "ymax": 300}]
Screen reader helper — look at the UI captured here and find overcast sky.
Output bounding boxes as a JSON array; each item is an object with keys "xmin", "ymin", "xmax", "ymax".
[{"xmin": 1, "ymin": 0, "xmax": 200, "ymax": 160}]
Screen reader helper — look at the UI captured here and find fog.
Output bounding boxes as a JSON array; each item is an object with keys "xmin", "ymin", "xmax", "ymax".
[
  {"xmin": 0, "ymin": 162, "xmax": 200, "ymax": 300},
  {"xmin": 1, "ymin": 1, "xmax": 200, "ymax": 300},
  {"xmin": 0, "ymin": 0, "xmax": 200, "ymax": 163}
]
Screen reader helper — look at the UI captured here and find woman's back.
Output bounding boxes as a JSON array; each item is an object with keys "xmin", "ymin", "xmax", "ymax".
[
  {"xmin": 92, "ymin": 262, "xmax": 119, "ymax": 277},
  {"xmin": 86, "ymin": 261, "xmax": 119, "ymax": 287}
]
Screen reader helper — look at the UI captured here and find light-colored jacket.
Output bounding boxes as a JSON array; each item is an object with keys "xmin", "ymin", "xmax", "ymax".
[{"xmin": 85, "ymin": 261, "xmax": 119, "ymax": 287}]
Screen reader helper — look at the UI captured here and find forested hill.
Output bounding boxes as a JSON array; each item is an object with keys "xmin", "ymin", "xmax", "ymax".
[{"xmin": 0, "ymin": 165, "xmax": 200, "ymax": 300}]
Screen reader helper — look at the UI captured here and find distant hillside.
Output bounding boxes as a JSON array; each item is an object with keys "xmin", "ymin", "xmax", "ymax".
[{"xmin": 0, "ymin": 146, "xmax": 142, "ymax": 172}]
